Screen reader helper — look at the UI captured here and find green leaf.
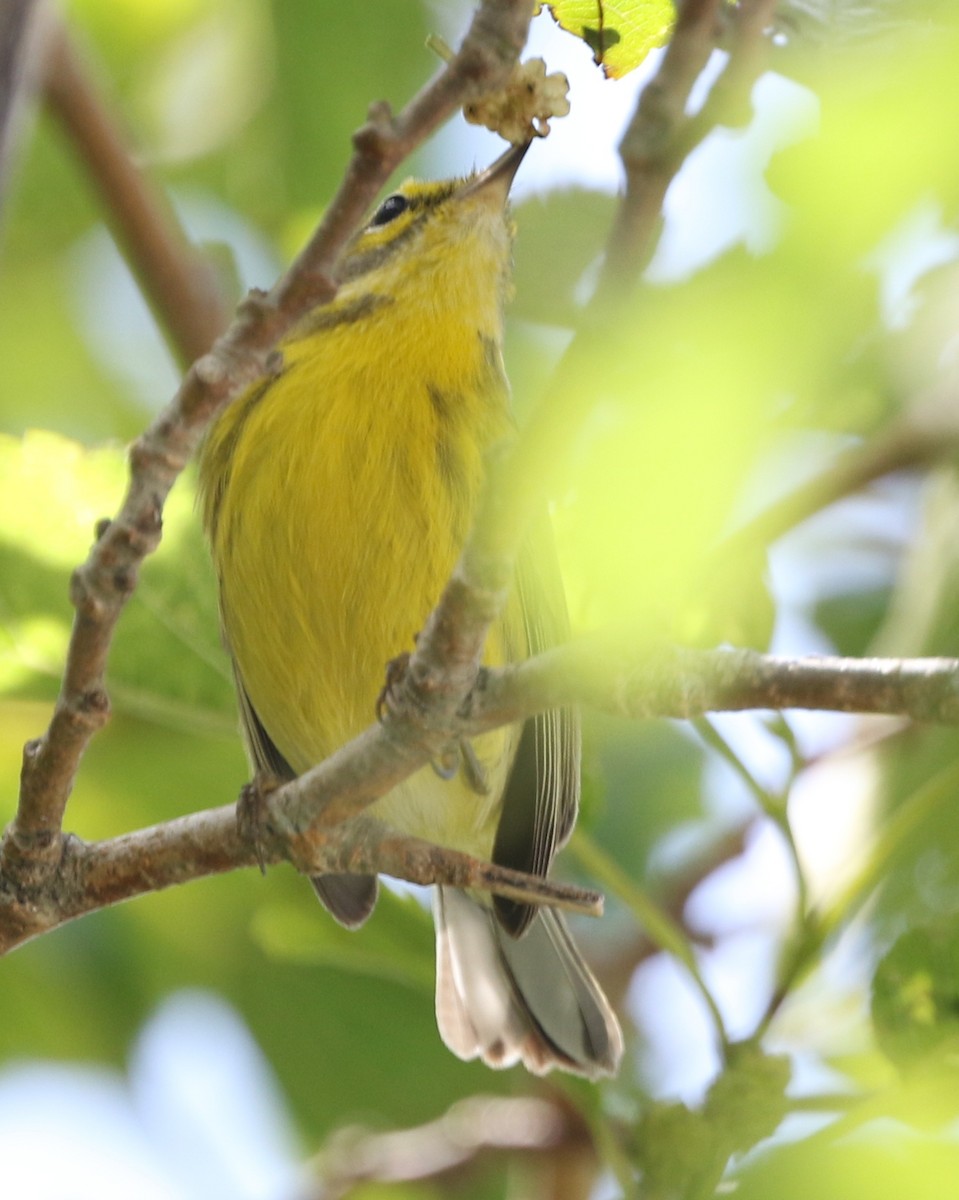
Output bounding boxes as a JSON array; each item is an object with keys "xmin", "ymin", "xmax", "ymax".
[
  {"xmin": 511, "ymin": 188, "xmax": 616, "ymax": 328},
  {"xmin": 632, "ymin": 1100, "xmax": 716, "ymax": 1195},
  {"xmin": 542, "ymin": 0, "xmax": 673, "ymax": 78},
  {"xmin": 631, "ymin": 1047, "xmax": 789, "ymax": 1195},
  {"xmin": 872, "ymin": 923, "xmax": 959, "ymax": 1071},
  {"xmin": 703, "ymin": 1043, "xmax": 791, "ymax": 1154}
]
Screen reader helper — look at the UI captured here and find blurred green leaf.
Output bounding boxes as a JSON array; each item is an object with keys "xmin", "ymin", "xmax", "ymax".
[
  {"xmin": 704, "ymin": 1042, "xmax": 790, "ymax": 1154},
  {"xmin": 872, "ymin": 923, "xmax": 959, "ymax": 1071},
  {"xmin": 583, "ymin": 715, "xmax": 706, "ymax": 871},
  {"xmin": 631, "ymin": 1046, "xmax": 789, "ymax": 1195},
  {"xmin": 814, "ymin": 587, "xmax": 893, "ymax": 659},
  {"xmin": 632, "ymin": 1100, "xmax": 717, "ymax": 1196},
  {"xmin": 768, "ymin": 22, "xmax": 959, "ymax": 262},
  {"xmin": 512, "ymin": 188, "xmax": 616, "ymax": 328},
  {"xmin": 868, "ymin": 731, "xmax": 959, "ymax": 935},
  {"xmin": 734, "ymin": 1128, "xmax": 959, "ymax": 1200}
]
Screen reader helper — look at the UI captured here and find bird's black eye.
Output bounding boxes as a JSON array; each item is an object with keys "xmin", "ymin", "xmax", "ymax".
[{"xmin": 370, "ymin": 193, "xmax": 409, "ymax": 227}]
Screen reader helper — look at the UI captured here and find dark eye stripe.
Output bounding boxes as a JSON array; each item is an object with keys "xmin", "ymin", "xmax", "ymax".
[
  {"xmin": 338, "ymin": 214, "xmax": 423, "ymax": 283},
  {"xmin": 370, "ymin": 193, "xmax": 408, "ymax": 227}
]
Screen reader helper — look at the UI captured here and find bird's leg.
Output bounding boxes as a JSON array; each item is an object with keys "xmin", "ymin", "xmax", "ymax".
[
  {"xmin": 375, "ymin": 650, "xmax": 411, "ymax": 723},
  {"xmin": 459, "ymin": 740, "xmax": 490, "ymax": 794},
  {"xmin": 237, "ymin": 769, "xmax": 285, "ymax": 875}
]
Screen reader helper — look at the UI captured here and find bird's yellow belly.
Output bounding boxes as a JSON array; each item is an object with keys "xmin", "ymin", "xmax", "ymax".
[
  {"xmin": 212, "ymin": 343, "xmax": 515, "ymax": 858},
  {"xmin": 371, "ymin": 729, "xmax": 514, "ymax": 855}
]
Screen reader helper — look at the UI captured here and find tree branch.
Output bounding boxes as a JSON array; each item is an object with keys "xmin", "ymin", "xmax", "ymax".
[
  {"xmin": 720, "ymin": 396, "xmax": 959, "ymax": 560},
  {"xmin": 0, "ymin": 804, "xmax": 600, "ymax": 954},
  {"xmin": 468, "ymin": 645, "xmax": 959, "ymax": 728},
  {"xmin": 0, "ymin": 0, "xmax": 40, "ymax": 201},
  {"xmin": 40, "ymin": 17, "xmax": 229, "ymax": 367},
  {"xmin": 4, "ymin": 647, "xmax": 953, "ymax": 954},
  {"xmin": 8, "ymin": 2, "xmax": 943, "ymax": 979},
  {"xmin": 260, "ymin": 647, "xmax": 959, "ymax": 846},
  {"xmin": 4, "ymin": 0, "xmax": 537, "ymax": 890},
  {"xmin": 306, "ymin": 1095, "xmax": 589, "ymax": 1199}
]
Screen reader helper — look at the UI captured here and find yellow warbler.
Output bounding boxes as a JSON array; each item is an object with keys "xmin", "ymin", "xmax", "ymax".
[{"xmin": 199, "ymin": 143, "xmax": 622, "ymax": 1077}]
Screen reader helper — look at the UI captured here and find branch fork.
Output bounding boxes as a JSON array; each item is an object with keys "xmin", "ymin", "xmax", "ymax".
[{"xmin": 241, "ymin": 791, "xmax": 605, "ymax": 920}]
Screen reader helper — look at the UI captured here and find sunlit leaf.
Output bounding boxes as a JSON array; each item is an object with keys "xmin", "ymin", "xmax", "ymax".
[
  {"xmin": 552, "ymin": 250, "xmax": 859, "ymax": 638},
  {"xmin": 769, "ymin": 23, "xmax": 959, "ymax": 260},
  {"xmin": 0, "ymin": 432, "xmax": 234, "ymax": 730},
  {"xmin": 542, "ymin": 0, "xmax": 673, "ymax": 78}
]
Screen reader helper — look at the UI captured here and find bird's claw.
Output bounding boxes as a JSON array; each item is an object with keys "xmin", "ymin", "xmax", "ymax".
[
  {"xmin": 430, "ymin": 739, "xmax": 490, "ymax": 793},
  {"xmin": 376, "ymin": 651, "xmax": 411, "ymax": 723},
  {"xmin": 237, "ymin": 771, "xmax": 282, "ymax": 875}
]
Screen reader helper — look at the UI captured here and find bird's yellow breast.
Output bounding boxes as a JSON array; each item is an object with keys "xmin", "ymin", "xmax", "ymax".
[{"xmin": 202, "ymin": 258, "xmax": 519, "ymax": 850}]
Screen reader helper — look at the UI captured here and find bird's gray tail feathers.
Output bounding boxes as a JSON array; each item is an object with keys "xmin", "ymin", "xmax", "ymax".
[{"xmin": 434, "ymin": 886, "xmax": 623, "ymax": 1079}]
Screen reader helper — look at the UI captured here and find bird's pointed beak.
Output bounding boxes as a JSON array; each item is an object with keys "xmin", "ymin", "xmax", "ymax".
[{"xmin": 460, "ymin": 140, "xmax": 532, "ymax": 204}]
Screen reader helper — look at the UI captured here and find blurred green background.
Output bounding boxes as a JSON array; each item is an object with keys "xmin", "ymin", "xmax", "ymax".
[{"xmin": 3, "ymin": 0, "xmax": 959, "ymax": 1196}]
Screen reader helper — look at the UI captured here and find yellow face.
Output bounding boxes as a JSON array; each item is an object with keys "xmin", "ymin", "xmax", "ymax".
[{"xmin": 335, "ymin": 176, "xmax": 516, "ymax": 316}]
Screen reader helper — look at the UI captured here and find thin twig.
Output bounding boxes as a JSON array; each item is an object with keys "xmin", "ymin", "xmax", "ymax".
[
  {"xmin": 2, "ymin": 0, "xmax": 769, "ymax": 908},
  {"xmin": 586, "ymin": 818, "xmax": 755, "ymax": 1005},
  {"xmin": 8, "ymin": 0, "xmax": 944, "ymax": 974},
  {"xmin": 597, "ymin": 0, "xmax": 726, "ymax": 299},
  {"xmin": 719, "ymin": 400, "xmax": 959, "ymax": 561},
  {"xmin": 232, "ymin": 0, "xmax": 774, "ymax": 941},
  {"xmin": 307, "ymin": 1095, "xmax": 585, "ymax": 1199},
  {"xmin": 685, "ymin": 0, "xmax": 779, "ymax": 139},
  {"xmin": 754, "ymin": 755, "xmax": 959, "ymax": 1038},
  {"xmin": 691, "ymin": 715, "xmax": 808, "ymax": 914}
]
